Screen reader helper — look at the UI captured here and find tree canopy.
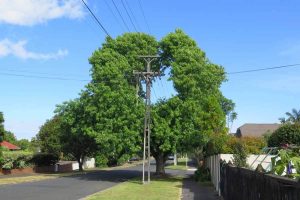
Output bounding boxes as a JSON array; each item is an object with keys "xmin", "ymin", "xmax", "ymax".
[
  {"xmin": 38, "ymin": 30, "xmax": 231, "ymax": 173},
  {"xmin": 36, "ymin": 116, "xmax": 62, "ymax": 156},
  {"xmin": 268, "ymin": 123, "xmax": 300, "ymax": 147},
  {"xmin": 0, "ymin": 112, "xmax": 4, "ymax": 142}
]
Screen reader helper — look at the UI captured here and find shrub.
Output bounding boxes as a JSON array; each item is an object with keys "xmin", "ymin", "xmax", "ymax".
[
  {"xmin": 268, "ymin": 123, "xmax": 300, "ymax": 147},
  {"xmin": 223, "ymin": 136, "xmax": 266, "ymax": 154},
  {"xmin": 194, "ymin": 166, "xmax": 211, "ymax": 182},
  {"xmin": 117, "ymin": 154, "xmax": 131, "ymax": 166},
  {"xmin": 95, "ymin": 154, "xmax": 108, "ymax": 167},
  {"xmin": 1, "ymin": 151, "xmax": 33, "ymax": 170},
  {"xmin": 232, "ymin": 141, "xmax": 248, "ymax": 168},
  {"xmin": 30, "ymin": 153, "xmax": 59, "ymax": 167}
]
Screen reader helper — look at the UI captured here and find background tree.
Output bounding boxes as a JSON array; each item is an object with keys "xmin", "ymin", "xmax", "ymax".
[
  {"xmin": 16, "ymin": 139, "xmax": 32, "ymax": 151},
  {"xmin": 279, "ymin": 108, "xmax": 300, "ymax": 124},
  {"xmin": 36, "ymin": 117, "xmax": 62, "ymax": 156},
  {"xmin": 222, "ymin": 136, "xmax": 266, "ymax": 154},
  {"xmin": 3, "ymin": 131, "xmax": 17, "ymax": 144},
  {"xmin": 268, "ymin": 123, "xmax": 300, "ymax": 147},
  {"xmin": 151, "ymin": 97, "xmax": 181, "ymax": 174},
  {"xmin": 158, "ymin": 29, "xmax": 228, "ymax": 171},
  {"xmin": 55, "ymin": 99, "xmax": 98, "ymax": 171},
  {"xmin": 0, "ymin": 112, "xmax": 5, "ymax": 142}
]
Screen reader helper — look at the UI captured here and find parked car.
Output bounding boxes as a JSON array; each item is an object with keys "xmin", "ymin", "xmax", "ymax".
[
  {"xmin": 168, "ymin": 155, "xmax": 174, "ymax": 160},
  {"xmin": 129, "ymin": 157, "xmax": 140, "ymax": 162}
]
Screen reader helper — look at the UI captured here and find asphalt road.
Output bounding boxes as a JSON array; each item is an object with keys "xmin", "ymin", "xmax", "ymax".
[{"xmin": 0, "ymin": 163, "xmax": 190, "ymax": 200}]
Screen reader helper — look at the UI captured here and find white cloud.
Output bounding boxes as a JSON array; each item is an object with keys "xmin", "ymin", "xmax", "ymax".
[
  {"xmin": 0, "ymin": 38, "xmax": 68, "ymax": 60},
  {"xmin": 0, "ymin": 0, "xmax": 85, "ymax": 26}
]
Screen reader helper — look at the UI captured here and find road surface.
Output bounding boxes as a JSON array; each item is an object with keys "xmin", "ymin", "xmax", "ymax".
[{"xmin": 0, "ymin": 163, "xmax": 189, "ymax": 200}]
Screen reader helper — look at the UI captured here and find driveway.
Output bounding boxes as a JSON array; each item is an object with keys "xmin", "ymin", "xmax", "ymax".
[{"xmin": 0, "ymin": 163, "xmax": 190, "ymax": 200}]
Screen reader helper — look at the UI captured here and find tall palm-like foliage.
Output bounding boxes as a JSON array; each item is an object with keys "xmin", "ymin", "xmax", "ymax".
[
  {"xmin": 279, "ymin": 109, "xmax": 300, "ymax": 124},
  {"xmin": 286, "ymin": 109, "xmax": 300, "ymax": 123}
]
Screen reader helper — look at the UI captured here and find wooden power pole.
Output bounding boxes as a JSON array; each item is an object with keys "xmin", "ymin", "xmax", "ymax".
[{"xmin": 134, "ymin": 55, "xmax": 159, "ymax": 184}]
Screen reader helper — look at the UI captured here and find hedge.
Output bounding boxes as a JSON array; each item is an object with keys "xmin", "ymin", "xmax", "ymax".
[{"xmin": 0, "ymin": 151, "xmax": 33, "ymax": 170}]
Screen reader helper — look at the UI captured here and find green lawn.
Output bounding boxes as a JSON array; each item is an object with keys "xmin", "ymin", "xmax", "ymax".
[
  {"xmin": 165, "ymin": 158, "xmax": 188, "ymax": 170},
  {"xmin": 86, "ymin": 176, "xmax": 183, "ymax": 200}
]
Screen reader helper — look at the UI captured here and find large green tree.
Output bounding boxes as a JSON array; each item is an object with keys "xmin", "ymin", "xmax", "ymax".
[
  {"xmin": 36, "ymin": 116, "xmax": 62, "ymax": 156},
  {"xmin": 44, "ymin": 30, "xmax": 230, "ymax": 174},
  {"xmin": 156, "ymin": 30, "xmax": 227, "ymax": 172},
  {"xmin": 55, "ymin": 99, "xmax": 98, "ymax": 171},
  {"xmin": 151, "ymin": 97, "xmax": 181, "ymax": 174},
  {"xmin": 80, "ymin": 33, "xmax": 158, "ymax": 165}
]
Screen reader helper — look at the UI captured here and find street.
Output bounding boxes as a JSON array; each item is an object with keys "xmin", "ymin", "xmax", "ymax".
[{"xmin": 0, "ymin": 163, "xmax": 190, "ymax": 200}]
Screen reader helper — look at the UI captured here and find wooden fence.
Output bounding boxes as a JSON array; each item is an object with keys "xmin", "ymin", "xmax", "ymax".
[{"xmin": 220, "ymin": 164, "xmax": 300, "ymax": 200}]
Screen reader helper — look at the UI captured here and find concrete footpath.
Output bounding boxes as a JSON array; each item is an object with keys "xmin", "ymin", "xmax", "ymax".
[{"xmin": 181, "ymin": 177, "xmax": 220, "ymax": 200}]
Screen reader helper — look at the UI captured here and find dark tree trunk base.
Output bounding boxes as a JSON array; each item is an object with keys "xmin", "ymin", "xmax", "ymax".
[{"xmin": 154, "ymin": 153, "xmax": 166, "ymax": 175}]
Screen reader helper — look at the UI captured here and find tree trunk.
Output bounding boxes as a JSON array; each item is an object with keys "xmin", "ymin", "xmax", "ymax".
[
  {"xmin": 79, "ymin": 161, "xmax": 83, "ymax": 171},
  {"xmin": 77, "ymin": 157, "xmax": 84, "ymax": 171},
  {"xmin": 154, "ymin": 153, "xmax": 166, "ymax": 175}
]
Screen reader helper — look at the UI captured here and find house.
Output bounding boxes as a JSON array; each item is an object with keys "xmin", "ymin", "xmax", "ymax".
[
  {"xmin": 235, "ymin": 123, "xmax": 280, "ymax": 138},
  {"xmin": 0, "ymin": 140, "xmax": 21, "ymax": 150}
]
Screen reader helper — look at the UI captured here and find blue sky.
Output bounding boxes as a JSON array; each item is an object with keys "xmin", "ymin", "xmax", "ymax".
[{"xmin": 0, "ymin": 0, "xmax": 300, "ymax": 139}]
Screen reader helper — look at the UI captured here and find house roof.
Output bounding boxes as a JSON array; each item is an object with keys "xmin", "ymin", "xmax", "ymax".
[
  {"xmin": 236, "ymin": 123, "xmax": 280, "ymax": 137},
  {"xmin": 0, "ymin": 140, "xmax": 21, "ymax": 150}
]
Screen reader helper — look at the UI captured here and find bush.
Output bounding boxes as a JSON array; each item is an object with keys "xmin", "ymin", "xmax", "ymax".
[
  {"xmin": 95, "ymin": 154, "xmax": 108, "ymax": 167},
  {"xmin": 268, "ymin": 123, "xmax": 300, "ymax": 147},
  {"xmin": 232, "ymin": 141, "xmax": 248, "ymax": 168},
  {"xmin": 194, "ymin": 166, "xmax": 211, "ymax": 182},
  {"xmin": 1, "ymin": 151, "xmax": 33, "ymax": 170},
  {"xmin": 117, "ymin": 154, "xmax": 131, "ymax": 166},
  {"xmin": 223, "ymin": 136, "xmax": 266, "ymax": 154},
  {"xmin": 30, "ymin": 153, "xmax": 59, "ymax": 167}
]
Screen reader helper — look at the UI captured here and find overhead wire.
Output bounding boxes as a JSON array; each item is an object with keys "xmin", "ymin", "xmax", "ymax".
[
  {"xmin": 81, "ymin": 0, "xmax": 112, "ymax": 38},
  {"xmin": 0, "ymin": 72, "xmax": 90, "ymax": 82},
  {"xmin": 137, "ymin": 0, "xmax": 151, "ymax": 34},
  {"xmin": 227, "ymin": 63, "xmax": 300, "ymax": 75},
  {"xmin": 0, "ymin": 68, "xmax": 84, "ymax": 78},
  {"xmin": 0, "ymin": 71, "xmax": 136, "ymax": 83},
  {"xmin": 152, "ymin": 85, "xmax": 158, "ymax": 100},
  {"xmin": 123, "ymin": 0, "xmax": 141, "ymax": 31},
  {"xmin": 120, "ymin": 0, "xmax": 138, "ymax": 32},
  {"xmin": 111, "ymin": 0, "xmax": 131, "ymax": 32},
  {"xmin": 102, "ymin": 0, "xmax": 126, "ymax": 32}
]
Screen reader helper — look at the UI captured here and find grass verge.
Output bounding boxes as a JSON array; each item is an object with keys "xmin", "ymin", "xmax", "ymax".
[
  {"xmin": 0, "ymin": 161, "xmax": 143, "ymax": 186},
  {"xmin": 165, "ymin": 159, "xmax": 188, "ymax": 171},
  {"xmin": 86, "ymin": 176, "xmax": 183, "ymax": 200},
  {"xmin": 0, "ymin": 174, "xmax": 58, "ymax": 185}
]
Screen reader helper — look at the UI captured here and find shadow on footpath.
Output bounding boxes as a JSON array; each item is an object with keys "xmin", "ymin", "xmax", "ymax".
[{"xmin": 181, "ymin": 177, "xmax": 220, "ymax": 200}]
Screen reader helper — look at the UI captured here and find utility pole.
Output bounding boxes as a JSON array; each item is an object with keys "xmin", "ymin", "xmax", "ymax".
[{"xmin": 134, "ymin": 55, "xmax": 159, "ymax": 184}]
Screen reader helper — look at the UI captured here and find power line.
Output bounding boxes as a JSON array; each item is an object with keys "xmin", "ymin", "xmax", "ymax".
[
  {"xmin": 0, "ymin": 68, "xmax": 84, "ymax": 78},
  {"xmin": 0, "ymin": 72, "xmax": 137, "ymax": 83},
  {"xmin": 81, "ymin": 0, "xmax": 111, "ymax": 38},
  {"xmin": 103, "ymin": 0, "xmax": 126, "ymax": 32},
  {"xmin": 111, "ymin": 0, "xmax": 131, "ymax": 32},
  {"xmin": 123, "ymin": 0, "xmax": 141, "ymax": 31},
  {"xmin": 120, "ymin": 0, "xmax": 138, "ymax": 32},
  {"xmin": 137, "ymin": 0, "xmax": 151, "ymax": 34},
  {"xmin": 152, "ymin": 86, "xmax": 158, "ymax": 100},
  {"xmin": 227, "ymin": 63, "xmax": 300, "ymax": 75},
  {"xmin": 0, "ymin": 72, "xmax": 90, "ymax": 82}
]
